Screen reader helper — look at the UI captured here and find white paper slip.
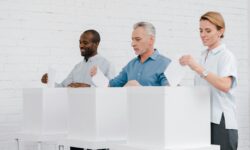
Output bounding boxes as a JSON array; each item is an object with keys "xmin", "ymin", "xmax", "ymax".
[
  {"xmin": 165, "ymin": 57, "xmax": 188, "ymax": 86},
  {"xmin": 92, "ymin": 67, "xmax": 109, "ymax": 87},
  {"xmin": 47, "ymin": 66, "xmax": 57, "ymax": 88}
]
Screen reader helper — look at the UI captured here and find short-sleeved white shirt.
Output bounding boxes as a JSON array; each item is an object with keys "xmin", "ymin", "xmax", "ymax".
[{"xmin": 194, "ymin": 44, "xmax": 238, "ymax": 129}]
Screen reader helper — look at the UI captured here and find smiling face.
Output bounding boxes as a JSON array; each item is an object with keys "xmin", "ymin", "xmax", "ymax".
[
  {"xmin": 199, "ymin": 19, "xmax": 224, "ymax": 50},
  {"xmin": 79, "ymin": 32, "xmax": 98, "ymax": 58},
  {"xmin": 131, "ymin": 27, "xmax": 154, "ymax": 55}
]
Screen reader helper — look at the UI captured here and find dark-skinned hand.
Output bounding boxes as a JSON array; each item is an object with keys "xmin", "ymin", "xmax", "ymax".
[
  {"xmin": 41, "ymin": 73, "xmax": 48, "ymax": 84},
  {"xmin": 67, "ymin": 83, "xmax": 91, "ymax": 88}
]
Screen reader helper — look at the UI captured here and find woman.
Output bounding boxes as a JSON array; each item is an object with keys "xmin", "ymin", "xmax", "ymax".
[{"xmin": 179, "ymin": 11, "xmax": 238, "ymax": 150}]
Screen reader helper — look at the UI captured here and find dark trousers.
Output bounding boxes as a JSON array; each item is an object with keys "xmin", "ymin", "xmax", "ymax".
[
  {"xmin": 211, "ymin": 114, "xmax": 238, "ymax": 150},
  {"xmin": 70, "ymin": 147, "xmax": 109, "ymax": 150},
  {"xmin": 70, "ymin": 148, "xmax": 83, "ymax": 150}
]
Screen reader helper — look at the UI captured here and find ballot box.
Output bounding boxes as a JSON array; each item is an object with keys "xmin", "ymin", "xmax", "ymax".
[
  {"xmin": 20, "ymin": 88, "xmax": 68, "ymax": 141},
  {"xmin": 112, "ymin": 87, "xmax": 219, "ymax": 150},
  {"xmin": 65, "ymin": 88, "xmax": 127, "ymax": 149}
]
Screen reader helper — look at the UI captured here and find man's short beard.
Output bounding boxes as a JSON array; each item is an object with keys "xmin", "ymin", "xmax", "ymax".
[
  {"xmin": 81, "ymin": 51, "xmax": 85, "ymax": 56},
  {"xmin": 135, "ymin": 49, "xmax": 147, "ymax": 55},
  {"xmin": 81, "ymin": 49, "xmax": 95, "ymax": 61}
]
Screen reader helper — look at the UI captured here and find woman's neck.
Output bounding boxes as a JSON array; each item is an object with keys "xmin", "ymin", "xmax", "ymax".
[{"xmin": 208, "ymin": 40, "xmax": 221, "ymax": 51}]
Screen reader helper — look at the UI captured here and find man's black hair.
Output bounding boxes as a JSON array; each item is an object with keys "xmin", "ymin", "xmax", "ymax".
[{"xmin": 84, "ymin": 29, "xmax": 101, "ymax": 44}]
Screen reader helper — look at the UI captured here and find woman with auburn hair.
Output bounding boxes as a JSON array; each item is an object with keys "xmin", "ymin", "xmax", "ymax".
[{"xmin": 179, "ymin": 11, "xmax": 238, "ymax": 150}]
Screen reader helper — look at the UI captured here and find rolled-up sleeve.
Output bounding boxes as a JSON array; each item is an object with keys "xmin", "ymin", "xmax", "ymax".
[{"xmin": 109, "ymin": 67, "xmax": 128, "ymax": 87}]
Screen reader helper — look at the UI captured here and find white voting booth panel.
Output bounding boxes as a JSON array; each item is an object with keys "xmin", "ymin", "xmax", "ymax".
[
  {"xmin": 112, "ymin": 145, "xmax": 220, "ymax": 150},
  {"xmin": 21, "ymin": 88, "xmax": 68, "ymax": 140},
  {"xmin": 113, "ymin": 87, "xmax": 219, "ymax": 150},
  {"xmin": 67, "ymin": 88, "xmax": 127, "ymax": 148}
]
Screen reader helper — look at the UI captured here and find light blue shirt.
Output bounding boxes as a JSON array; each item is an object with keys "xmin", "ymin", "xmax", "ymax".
[
  {"xmin": 109, "ymin": 50, "xmax": 171, "ymax": 87},
  {"xmin": 56, "ymin": 54, "xmax": 115, "ymax": 87},
  {"xmin": 194, "ymin": 44, "xmax": 238, "ymax": 129}
]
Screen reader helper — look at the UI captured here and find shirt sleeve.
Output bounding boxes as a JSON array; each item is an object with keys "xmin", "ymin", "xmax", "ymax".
[
  {"xmin": 109, "ymin": 66, "xmax": 128, "ymax": 87},
  {"xmin": 218, "ymin": 51, "xmax": 238, "ymax": 88},
  {"xmin": 106, "ymin": 63, "xmax": 116, "ymax": 80},
  {"xmin": 159, "ymin": 58, "xmax": 171, "ymax": 86},
  {"xmin": 159, "ymin": 72, "xmax": 169, "ymax": 86},
  {"xmin": 97, "ymin": 57, "xmax": 116, "ymax": 80},
  {"xmin": 55, "ymin": 66, "xmax": 76, "ymax": 87}
]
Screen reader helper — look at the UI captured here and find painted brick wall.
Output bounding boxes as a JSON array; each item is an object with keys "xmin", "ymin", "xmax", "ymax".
[{"xmin": 0, "ymin": 0, "xmax": 249, "ymax": 149}]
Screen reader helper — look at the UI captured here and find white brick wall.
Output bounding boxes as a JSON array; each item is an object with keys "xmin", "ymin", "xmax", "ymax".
[
  {"xmin": 248, "ymin": 0, "xmax": 250, "ymax": 149},
  {"xmin": 0, "ymin": 0, "xmax": 249, "ymax": 149}
]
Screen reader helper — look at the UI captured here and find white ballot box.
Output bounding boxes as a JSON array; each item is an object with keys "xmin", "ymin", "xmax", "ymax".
[
  {"xmin": 112, "ymin": 87, "xmax": 219, "ymax": 150},
  {"xmin": 66, "ymin": 88, "xmax": 127, "ymax": 149},
  {"xmin": 20, "ymin": 88, "xmax": 68, "ymax": 141}
]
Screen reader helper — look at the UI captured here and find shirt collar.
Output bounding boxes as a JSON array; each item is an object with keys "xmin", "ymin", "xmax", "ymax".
[
  {"xmin": 201, "ymin": 43, "xmax": 225, "ymax": 55},
  {"xmin": 150, "ymin": 49, "xmax": 159, "ymax": 60},
  {"xmin": 137, "ymin": 49, "xmax": 159, "ymax": 61},
  {"xmin": 83, "ymin": 54, "xmax": 100, "ymax": 62}
]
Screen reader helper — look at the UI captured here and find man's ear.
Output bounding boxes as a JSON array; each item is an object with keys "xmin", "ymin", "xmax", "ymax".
[
  {"xmin": 93, "ymin": 42, "xmax": 99, "ymax": 49},
  {"xmin": 149, "ymin": 36, "xmax": 155, "ymax": 46}
]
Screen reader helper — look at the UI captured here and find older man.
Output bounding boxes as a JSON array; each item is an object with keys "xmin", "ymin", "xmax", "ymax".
[{"xmin": 109, "ymin": 22, "xmax": 171, "ymax": 87}]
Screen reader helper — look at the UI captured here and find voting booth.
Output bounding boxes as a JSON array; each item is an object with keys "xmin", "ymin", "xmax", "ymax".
[
  {"xmin": 65, "ymin": 88, "xmax": 127, "ymax": 149},
  {"xmin": 112, "ymin": 87, "xmax": 219, "ymax": 150},
  {"xmin": 20, "ymin": 88, "xmax": 68, "ymax": 141},
  {"xmin": 20, "ymin": 87, "xmax": 219, "ymax": 150}
]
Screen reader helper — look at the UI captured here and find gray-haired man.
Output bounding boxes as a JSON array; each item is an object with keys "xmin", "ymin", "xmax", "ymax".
[{"xmin": 109, "ymin": 22, "xmax": 171, "ymax": 87}]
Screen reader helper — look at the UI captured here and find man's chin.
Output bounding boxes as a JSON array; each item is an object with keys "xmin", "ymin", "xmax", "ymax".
[
  {"xmin": 135, "ymin": 50, "xmax": 145, "ymax": 56},
  {"xmin": 134, "ymin": 50, "xmax": 141, "ymax": 55},
  {"xmin": 81, "ymin": 52, "xmax": 86, "ymax": 56}
]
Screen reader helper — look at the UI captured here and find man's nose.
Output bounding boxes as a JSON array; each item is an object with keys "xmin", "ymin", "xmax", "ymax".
[{"xmin": 80, "ymin": 43, "xmax": 85, "ymax": 49}]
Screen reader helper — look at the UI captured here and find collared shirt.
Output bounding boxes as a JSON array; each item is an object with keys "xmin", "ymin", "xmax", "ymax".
[
  {"xmin": 56, "ymin": 54, "xmax": 115, "ymax": 87},
  {"xmin": 194, "ymin": 44, "xmax": 238, "ymax": 129},
  {"xmin": 109, "ymin": 49, "xmax": 171, "ymax": 87}
]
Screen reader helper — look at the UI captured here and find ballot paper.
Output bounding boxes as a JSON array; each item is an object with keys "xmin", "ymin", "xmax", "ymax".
[
  {"xmin": 165, "ymin": 56, "xmax": 188, "ymax": 86},
  {"xmin": 47, "ymin": 66, "xmax": 57, "ymax": 88},
  {"xmin": 92, "ymin": 67, "xmax": 109, "ymax": 87}
]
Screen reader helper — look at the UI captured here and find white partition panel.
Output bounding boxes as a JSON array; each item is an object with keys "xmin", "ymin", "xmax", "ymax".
[
  {"xmin": 112, "ymin": 86, "xmax": 219, "ymax": 150},
  {"xmin": 67, "ymin": 87, "xmax": 127, "ymax": 149},
  {"xmin": 21, "ymin": 88, "xmax": 68, "ymax": 140},
  {"xmin": 164, "ymin": 87, "xmax": 210, "ymax": 148}
]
